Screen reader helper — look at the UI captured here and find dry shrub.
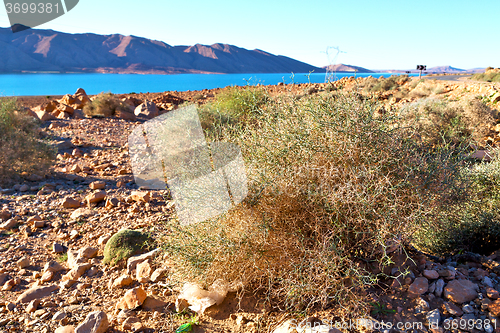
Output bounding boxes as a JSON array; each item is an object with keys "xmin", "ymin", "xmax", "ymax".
[
  {"xmin": 409, "ymin": 81, "xmax": 447, "ymax": 98},
  {"xmin": 399, "ymin": 96, "xmax": 496, "ymax": 147},
  {"xmin": 83, "ymin": 92, "xmax": 132, "ymax": 117},
  {"xmin": 472, "ymin": 68, "xmax": 500, "ymax": 82},
  {"xmin": 413, "ymin": 155, "xmax": 500, "ymax": 255},
  {"xmin": 358, "ymin": 75, "xmax": 409, "ymax": 93},
  {"xmin": 0, "ymin": 99, "xmax": 54, "ymax": 184},
  {"xmin": 160, "ymin": 91, "xmax": 465, "ymax": 314}
]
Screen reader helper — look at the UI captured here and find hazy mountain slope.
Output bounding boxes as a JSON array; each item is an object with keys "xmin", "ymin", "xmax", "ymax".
[
  {"xmin": 0, "ymin": 27, "xmax": 321, "ymax": 74},
  {"xmin": 323, "ymin": 63, "xmax": 373, "ymax": 73}
]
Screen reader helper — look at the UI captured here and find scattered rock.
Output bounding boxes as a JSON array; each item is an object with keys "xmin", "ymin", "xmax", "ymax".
[
  {"xmin": 53, "ymin": 243, "xmax": 65, "ymax": 253},
  {"xmin": 136, "ymin": 259, "xmax": 153, "ymax": 283},
  {"xmin": 62, "ymin": 263, "xmax": 91, "ymax": 281},
  {"xmin": 487, "ymin": 287, "xmax": 499, "ymax": 299},
  {"xmin": 70, "ymin": 208, "xmax": 96, "ymax": 220},
  {"xmin": 408, "ymin": 277, "xmax": 428, "ymax": 297},
  {"xmin": 75, "ymin": 311, "xmax": 109, "ymax": 333},
  {"xmin": 444, "ymin": 279, "xmax": 478, "ymax": 304},
  {"xmin": 0, "ymin": 209, "xmax": 12, "ymax": 221},
  {"xmin": 434, "ymin": 278, "xmax": 445, "ymax": 297},
  {"xmin": 134, "ymin": 101, "xmax": 159, "ymax": 119},
  {"xmin": 488, "ymin": 299, "xmax": 500, "ymax": 316},
  {"xmin": 423, "ymin": 270, "xmax": 440, "ymax": 280},
  {"xmin": 62, "ymin": 197, "xmax": 81, "ymax": 209},
  {"xmin": 53, "ymin": 311, "xmax": 68, "ymax": 321},
  {"xmin": 112, "ymin": 275, "xmax": 134, "ymax": 288},
  {"xmin": 16, "ymin": 285, "xmax": 58, "ymax": 303},
  {"xmin": 55, "ymin": 326, "xmax": 75, "ymax": 333},
  {"xmin": 85, "ymin": 190, "xmax": 106, "ymax": 205},
  {"xmin": 89, "ymin": 181, "xmax": 106, "ymax": 190},
  {"xmin": 116, "ymin": 287, "xmax": 147, "ymax": 310},
  {"xmin": 129, "ymin": 191, "xmax": 151, "ymax": 203},
  {"xmin": 0, "ymin": 218, "xmax": 17, "ymax": 230},
  {"xmin": 127, "ymin": 248, "xmax": 160, "ymax": 274},
  {"xmin": 444, "ymin": 301, "xmax": 463, "ymax": 316},
  {"xmin": 44, "ymin": 260, "xmax": 66, "ymax": 273},
  {"xmin": 16, "ymin": 256, "xmax": 30, "ymax": 269},
  {"xmin": 150, "ymin": 268, "xmax": 168, "ymax": 282},
  {"xmin": 26, "ymin": 299, "xmax": 40, "ymax": 313},
  {"xmin": 141, "ymin": 296, "xmax": 168, "ymax": 310}
]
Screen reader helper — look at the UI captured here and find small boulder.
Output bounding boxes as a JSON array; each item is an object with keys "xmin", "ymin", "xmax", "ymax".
[
  {"xmin": 116, "ymin": 287, "xmax": 147, "ymax": 310},
  {"xmin": 134, "ymin": 101, "xmax": 159, "ymax": 119},
  {"xmin": 70, "ymin": 208, "xmax": 96, "ymax": 220},
  {"xmin": 62, "ymin": 197, "xmax": 81, "ymax": 209},
  {"xmin": 89, "ymin": 181, "xmax": 106, "ymax": 190},
  {"xmin": 16, "ymin": 285, "xmax": 58, "ymax": 303},
  {"xmin": 444, "ymin": 279, "xmax": 478, "ymax": 304},
  {"xmin": 112, "ymin": 275, "xmax": 133, "ymax": 288},
  {"xmin": 75, "ymin": 311, "xmax": 109, "ymax": 333},
  {"xmin": 55, "ymin": 326, "xmax": 75, "ymax": 333},
  {"xmin": 423, "ymin": 270, "xmax": 440, "ymax": 280},
  {"xmin": 408, "ymin": 277, "xmax": 429, "ymax": 297},
  {"xmin": 85, "ymin": 190, "xmax": 106, "ymax": 206},
  {"xmin": 141, "ymin": 296, "xmax": 168, "ymax": 310},
  {"xmin": 136, "ymin": 259, "xmax": 152, "ymax": 283}
]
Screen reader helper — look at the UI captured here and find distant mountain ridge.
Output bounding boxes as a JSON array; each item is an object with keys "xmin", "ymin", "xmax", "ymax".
[
  {"xmin": 0, "ymin": 27, "xmax": 322, "ymax": 74},
  {"xmin": 323, "ymin": 63, "xmax": 373, "ymax": 73}
]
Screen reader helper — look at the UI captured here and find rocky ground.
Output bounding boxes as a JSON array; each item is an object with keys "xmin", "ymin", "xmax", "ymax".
[{"xmin": 1, "ymin": 77, "xmax": 500, "ymax": 333}]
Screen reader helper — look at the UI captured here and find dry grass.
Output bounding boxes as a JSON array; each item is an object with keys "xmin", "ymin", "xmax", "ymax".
[
  {"xmin": 83, "ymin": 92, "xmax": 132, "ymax": 117},
  {"xmin": 0, "ymin": 99, "xmax": 55, "ymax": 185},
  {"xmin": 398, "ymin": 96, "xmax": 496, "ymax": 147},
  {"xmin": 472, "ymin": 68, "xmax": 500, "ymax": 83},
  {"xmin": 160, "ymin": 89, "xmax": 468, "ymax": 314}
]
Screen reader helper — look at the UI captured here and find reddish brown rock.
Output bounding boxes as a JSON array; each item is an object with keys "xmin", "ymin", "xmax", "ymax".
[
  {"xmin": 89, "ymin": 181, "xmax": 106, "ymax": 190},
  {"xmin": 487, "ymin": 287, "xmax": 499, "ymax": 299},
  {"xmin": 62, "ymin": 197, "xmax": 81, "ymax": 209},
  {"xmin": 444, "ymin": 279, "xmax": 478, "ymax": 304},
  {"xmin": 116, "ymin": 287, "xmax": 147, "ymax": 310},
  {"xmin": 129, "ymin": 191, "xmax": 151, "ymax": 203},
  {"xmin": 85, "ymin": 190, "xmax": 106, "ymax": 205},
  {"xmin": 408, "ymin": 277, "xmax": 429, "ymax": 297},
  {"xmin": 489, "ymin": 299, "xmax": 500, "ymax": 316},
  {"xmin": 16, "ymin": 285, "xmax": 58, "ymax": 303}
]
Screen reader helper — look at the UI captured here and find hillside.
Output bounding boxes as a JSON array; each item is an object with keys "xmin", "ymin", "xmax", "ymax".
[
  {"xmin": 323, "ymin": 63, "xmax": 373, "ymax": 73},
  {"xmin": 0, "ymin": 27, "xmax": 322, "ymax": 74}
]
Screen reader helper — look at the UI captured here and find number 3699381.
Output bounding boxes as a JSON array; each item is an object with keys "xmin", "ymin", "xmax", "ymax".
[{"xmin": 5, "ymin": 2, "xmax": 61, "ymax": 14}]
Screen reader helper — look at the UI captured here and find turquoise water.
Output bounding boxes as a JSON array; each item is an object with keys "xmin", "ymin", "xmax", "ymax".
[{"xmin": 0, "ymin": 72, "xmax": 421, "ymax": 96}]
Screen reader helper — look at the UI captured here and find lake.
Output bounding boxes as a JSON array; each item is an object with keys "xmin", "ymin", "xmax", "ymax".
[{"xmin": 0, "ymin": 72, "xmax": 422, "ymax": 97}]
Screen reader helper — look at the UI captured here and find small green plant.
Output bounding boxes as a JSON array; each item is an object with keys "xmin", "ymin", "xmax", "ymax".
[
  {"xmin": 175, "ymin": 315, "xmax": 199, "ymax": 333},
  {"xmin": 83, "ymin": 92, "xmax": 132, "ymax": 117},
  {"xmin": 370, "ymin": 302, "xmax": 396, "ymax": 316},
  {"xmin": 103, "ymin": 229, "xmax": 152, "ymax": 265},
  {"xmin": 58, "ymin": 253, "xmax": 68, "ymax": 263}
]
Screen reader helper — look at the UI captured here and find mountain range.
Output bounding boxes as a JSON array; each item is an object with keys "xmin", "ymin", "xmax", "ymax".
[
  {"xmin": 323, "ymin": 64, "xmax": 374, "ymax": 73},
  {"xmin": 0, "ymin": 27, "xmax": 322, "ymax": 74}
]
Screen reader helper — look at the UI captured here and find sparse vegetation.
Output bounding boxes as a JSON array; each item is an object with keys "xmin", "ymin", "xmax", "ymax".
[
  {"xmin": 83, "ymin": 92, "xmax": 132, "ymax": 117},
  {"xmin": 398, "ymin": 96, "xmax": 496, "ymax": 147},
  {"xmin": 198, "ymin": 85, "xmax": 268, "ymax": 139},
  {"xmin": 472, "ymin": 68, "xmax": 500, "ymax": 82},
  {"xmin": 160, "ymin": 88, "xmax": 476, "ymax": 314},
  {"xmin": 103, "ymin": 229, "xmax": 152, "ymax": 266},
  {"xmin": 0, "ymin": 98, "xmax": 55, "ymax": 184}
]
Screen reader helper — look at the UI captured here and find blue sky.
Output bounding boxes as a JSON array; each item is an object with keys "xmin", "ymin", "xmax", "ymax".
[{"xmin": 1, "ymin": 0, "xmax": 498, "ymax": 70}]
